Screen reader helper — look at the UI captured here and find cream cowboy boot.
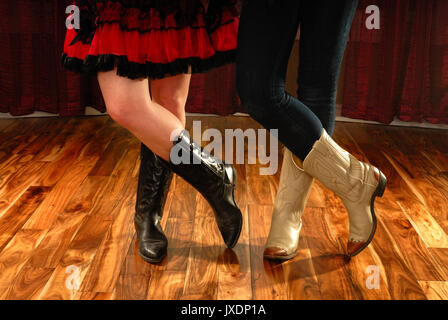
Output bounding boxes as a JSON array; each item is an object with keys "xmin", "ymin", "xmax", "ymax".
[
  {"xmin": 264, "ymin": 148, "xmax": 314, "ymax": 260},
  {"xmin": 303, "ymin": 129, "xmax": 387, "ymax": 257}
]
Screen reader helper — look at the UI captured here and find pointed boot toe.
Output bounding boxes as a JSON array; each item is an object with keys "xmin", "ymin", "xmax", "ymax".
[
  {"xmin": 218, "ymin": 213, "xmax": 243, "ymax": 249},
  {"xmin": 138, "ymin": 238, "xmax": 168, "ymax": 263},
  {"xmin": 346, "ymin": 240, "xmax": 368, "ymax": 257},
  {"xmin": 263, "ymin": 246, "xmax": 292, "ymax": 260}
]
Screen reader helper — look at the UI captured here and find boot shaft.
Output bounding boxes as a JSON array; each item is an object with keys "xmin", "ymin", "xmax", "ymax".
[
  {"xmin": 273, "ymin": 148, "xmax": 314, "ymax": 220},
  {"xmin": 161, "ymin": 130, "xmax": 242, "ymax": 249},
  {"xmin": 303, "ymin": 130, "xmax": 379, "ymax": 203},
  {"xmin": 165, "ymin": 130, "xmax": 234, "ymax": 198},
  {"xmin": 135, "ymin": 143, "xmax": 173, "ymax": 219}
]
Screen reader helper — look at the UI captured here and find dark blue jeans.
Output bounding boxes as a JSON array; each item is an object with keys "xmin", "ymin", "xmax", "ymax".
[{"xmin": 236, "ymin": 0, "xmax": 359, "ymax": 160}]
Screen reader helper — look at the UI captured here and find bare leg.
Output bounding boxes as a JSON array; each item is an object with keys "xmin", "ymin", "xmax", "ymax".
[
  {"xmin": 124, "ymin": 73, "xmax": 191, "ymax": 263},
  {"xmin": 97, "ymin": 68, "xmax": 185, "ymax": 161},
  {"xmin": 150, "ymin": 73, "xmax": 191, "ymax": 128},
  {"xmin": 99, "ymin": 69, "xmax": 242, "ymax": 249}
]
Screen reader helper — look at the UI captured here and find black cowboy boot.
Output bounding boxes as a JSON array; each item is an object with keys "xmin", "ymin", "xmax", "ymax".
[
  {"xmin": 134, "ymin": 143, "xmax": 173, "ymax": 263},
  {"xmin": 160, "ymin": 130, "xmax": 242, "ymax": 248}
]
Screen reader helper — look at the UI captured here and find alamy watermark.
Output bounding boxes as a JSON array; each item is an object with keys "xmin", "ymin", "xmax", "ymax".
[
  {"xmin": 65, "ymin": 5, "xmax": 80, "ymax": 30},
  {"xmin": 170, "ymin": 121, "xmax": 279, "ymax": 176},
  {"xmin": 65, "ymin": 265, "xmax": 81, "ymax": 291},
  {"xmin": 65, "ymin": 4, "xmax": 381, "ymax": 31},
  {"xmin": 365, "ymin": 5, "xmax": 381, "ymax": 30},
  {"xmin": 365, "ymin": 265, "xmax": 380, "ymax": 290}
]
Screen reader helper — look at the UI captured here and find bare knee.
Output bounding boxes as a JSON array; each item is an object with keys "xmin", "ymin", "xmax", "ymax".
[
  {"xmin": 106, "ymin": 98, "xmax": 137, "ymax": 127},
  {"xmin": 152, "ymin": 90, "xmax": 186, "ymax": 126},
  {"xmin": 97, "ymin": 70, "xmax": 146, "ymax": 127}
]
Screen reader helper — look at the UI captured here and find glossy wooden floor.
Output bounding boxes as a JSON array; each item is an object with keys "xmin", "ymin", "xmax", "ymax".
[{"xmin": 0, "ymin": 115, "xmax": 447, "ymax": 300}]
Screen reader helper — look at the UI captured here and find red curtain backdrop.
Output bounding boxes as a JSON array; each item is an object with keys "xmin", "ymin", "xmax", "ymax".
[
  {"xmin": 3, "ymin": 1, "xmax": 448, "ymax": 123},
  {"xmin": 342, "ymin": 0, "xmax": 448, "ymax": 124},
  {"xmin": 0, "ymin": 0, "xmax": 242, "ymax": 117}
]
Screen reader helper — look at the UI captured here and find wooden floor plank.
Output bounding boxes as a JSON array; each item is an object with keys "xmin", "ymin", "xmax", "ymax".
[
  {"xmin": 80, "ymin": 181, "xmax": 137, "ymax": 292},
  {"xmin": 159, "ymin": 176, "xmax": 196, "ymax": 272},
  {"xmin": 3, "ymin": 267, "xmax": 54, "ymax": 300},
  {"xmin": 301, "ymin": 208, "xmax": 362, "ymax": 300},
  {"xmin": 88, "ymin": 129, "xmax": 138, "ymax": 177},
  {"xmin": 282, "ymin": 236, "xmax": 322, "ymax": 300},
  {"xmin": 0, "ymin": 186, "xmax": 50, "ymax": 253},
  {"xmin": 419, "ymin": 281, "xmax": 448, "ymax": 300},
  {"xmin": 369, "ymin": 218, "xmax": 428, "ymax": 300},
  {"xmin": 147, "ymin": 271, "xmax": 186, "ymax": 300},
  {"xmin": 1, "ymin": 118, "xmax": 63, "ymax": 164},
  {"xmin": 217, "ymin": 272, "xmax": 252, "ymax": 300},
  {"xmin": 181, "ymin": 197, "xmax": 223, "ymax": 299},
  {"xmin": 320, "ymin": 192, "xmax": 392, "ymax": 300},
  {"xmin": 111, "ymin": 235, "xmax": 152, "ymax": 300},
  {"xmin": 26, "ymin": 211, "xmax": 86, "ymax": 268},
  {"xmin": 17, "ymin": 118, "xmax": 72, "ymax": 160},
  {"xmin": 248, "ymin": 205, "xmax": 288, "ymax": 300},
  {"xmin": 22, "ymin": 156, "xmax": 100, "ymax": 230},
  {"xmin": 378, "ymin": 205, "xmax": 447, "ymax": 282},
  {"xmin": 1, "ymin": 116, "xmax": 447, "ymax": 300},
  {"xmin": 218, "ymin": 163, "xmax": 251, "ymax": 275},
  {"xmin": 0, "ymin": 230, "xmax": 46, "ymax": 299},
  {"xmin": 0, "ymin": 160, "xmax": 48, "ymax": 217},
  {"xmin": 37, "ymin": 216, "xmax": 112, "ymax": 300}
]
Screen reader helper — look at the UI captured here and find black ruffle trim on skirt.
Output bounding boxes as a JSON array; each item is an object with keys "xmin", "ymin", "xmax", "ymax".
[{"xmin": 61, "ymin": 50, "xmax": 236, "ymax": 80}]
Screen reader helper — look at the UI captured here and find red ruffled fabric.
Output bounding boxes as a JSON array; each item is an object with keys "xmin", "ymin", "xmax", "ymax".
[
  {"xmin": 96, "ymin": 1, "xmax": 207, "ymax": 30},
  {"xmin": 62, "ymin": 0, "xmax": 239, "ymax": 79}
]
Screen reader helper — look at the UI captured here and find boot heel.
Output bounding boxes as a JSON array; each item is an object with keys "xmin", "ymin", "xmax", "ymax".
[{"xmin": 376, "ymin": 172, "xmax": 387, "ymax": 198}]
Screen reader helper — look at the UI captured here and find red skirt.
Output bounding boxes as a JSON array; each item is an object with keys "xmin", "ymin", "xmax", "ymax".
[{"xmin": 62, "ymin": 0, "xmax": 239, "ymax": 79}]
